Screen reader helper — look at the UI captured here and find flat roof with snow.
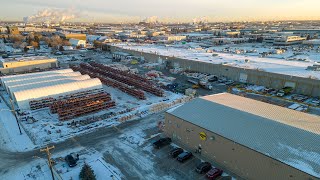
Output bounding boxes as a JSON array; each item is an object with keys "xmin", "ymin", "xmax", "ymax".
[
  {"xmin": 1, "ymin": 56, "xmax": 56, "ymax": 62},
  {"xmin": 167, "ymin": 93, "xmax": 320, "ymax": 177},
  {"xmin": 115, "ymin": 43, "xmax": 320, "ymax": 79}
]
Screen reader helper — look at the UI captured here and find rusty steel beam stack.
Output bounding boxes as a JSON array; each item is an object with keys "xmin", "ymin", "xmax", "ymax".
[
  {"xmin": 97, "ymin": 63, "xmax": 153, "ymax": 85},
  {"xmin": 29, "ymin": 97, "xmax": 56, "ymax": 110},
  {"xmin": 88, "ymin": 62, "xmax": 164, "ymax": 97},
  {"xmin": 29, "ymin": 89, "xmax": 105, "ymax": 110},
  {"xmin": 57, "ymin": 101, "xmax": 116, "ymax": 121},
  {"xmin": 71, "ymin": 64, "xmax": 146, "ymax": 100},
  {"xmin": 50, "ymin": 92, "xmax": 112, "ymax": 113}
]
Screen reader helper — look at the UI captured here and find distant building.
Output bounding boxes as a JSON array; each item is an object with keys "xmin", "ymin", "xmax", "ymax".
[
  {"xmin": 225, "ymin": 31, "xmax": 240, "ymax": 37},
  {"xmin": 283, "ymin": 29, "xmax": 320, "ymax": 39},
  {"xmin": 274, "ymin": 36, "xmax": 306, "ymax": 46},
  {"xmin": 69, "ymin": 38, "xmax": 86, "ymax": 48},
  {"xmin": 0, "ymin": 56, "xmax": 58, "ymax": 75},
  {"xmin": 303, "ymin": 39, "xmax": 320, "ymax": 45},
  {"xmin": 160, "ymin": 35, "xmax": 187, "ymax": 42},
  {"xmin": 58, "ymin": 33, "xmax": 86, "ymax": 40},
  {"xmin": 212, "ymin": 37, "xmax": 248, "ymax": 45},
  {"xmin": 165, "ymin": 93, "xmax": 320, "ymax": 180}
]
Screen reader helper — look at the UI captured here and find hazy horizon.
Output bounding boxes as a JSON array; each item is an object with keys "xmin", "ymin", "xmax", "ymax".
[{"xmin": 1, "ymin": 0, "xmax": 320, "ymax": 23}]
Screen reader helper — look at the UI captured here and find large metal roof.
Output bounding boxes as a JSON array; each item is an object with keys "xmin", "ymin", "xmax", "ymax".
[
  {"xmin": 0, "ymin": 69, "xmax": 73, "ymax": 84},
  {"xmin": 201, "ymin": 93, "xmax": 320, "ymax": 135},
  {"xmin": 2, "ymin": 72, "xmax": 82, "ymax": 92},
  {"xmin": 167, "ymin": 93, "xmax": 320, "ymax": 177},
  {"xmin": 13, "ymin": 78, "xmax": 103, "ymax": 110},
  {"xmin": 8, "ymin": 75, "xmax": 90, "ymax": 98}
]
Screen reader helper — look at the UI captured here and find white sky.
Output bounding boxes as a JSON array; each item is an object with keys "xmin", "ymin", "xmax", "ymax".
[{"xmin": 1, "ymin": 0, "xmax": 320, "ymax": 22}]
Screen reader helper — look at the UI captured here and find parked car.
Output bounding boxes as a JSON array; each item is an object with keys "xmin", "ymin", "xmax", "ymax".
[
  {"xmin": 196, "ymin": 162, "xmax": 212, "ymax": 174},
  {"xmin": 54, "ymin": 51, "xmax": 63, "ymax": 55},
  {"xmin": 225, "ymin": 80, "xmax": 234, "ymax": 85},
  {"xmin": 65, "ymin": 154, "xmax": 79, "ymax": 167},
  {"xmin": 169, "ymin": 147, "xmax": 184, "ymax": 158},
  {"xmin": 153, "ymin": 137, "xmax": 171, "ymax": 149},
  {"xmin": 206, "ymin": 168, "xmax": 223, "ymax": 179},
  {"xmin": 177, "ymin": 151, "xmax": 193, "ymax": 162}
]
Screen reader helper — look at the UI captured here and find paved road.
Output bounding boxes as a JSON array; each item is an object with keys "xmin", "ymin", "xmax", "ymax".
[{"xmin": 0, "ymin": 115, "xmax": 143, "ymax": 176}]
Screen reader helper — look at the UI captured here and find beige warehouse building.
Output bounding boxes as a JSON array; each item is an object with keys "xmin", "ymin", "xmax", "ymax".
[
  {"xmin": 165, "ymin": 93, "xmax": 320, "ymax": 180},
  {"xmin": 0, "ymin": 56, "xmax": 58, "ymax": 75}
]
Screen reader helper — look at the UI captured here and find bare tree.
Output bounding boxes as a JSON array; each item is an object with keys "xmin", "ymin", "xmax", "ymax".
[
  {"xmin": 19, "ymin": 42, "xmax": 27, "ymax": 49},
  {"xmin": 30, "ymin": 41, "xmax": 39, "ymax": 51},
  {"xmin": 8, "ymin": 34, "xmax": 24, "ymax": 43},
  {"xmin": 50, "ymin": 35, "xmax": 63, "ymax": 49},
  {"xmin": 62, "ymin": 40, "xmax": 71, "ymax": 46}
]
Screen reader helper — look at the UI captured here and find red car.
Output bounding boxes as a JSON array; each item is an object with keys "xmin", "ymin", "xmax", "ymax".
[{"xmin": 206, "ymin": 168, "xmax": 223, "ymax": 179}]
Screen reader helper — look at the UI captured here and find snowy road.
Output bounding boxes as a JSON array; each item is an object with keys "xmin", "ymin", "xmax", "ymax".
[{"xmin": 0, "ymin": 115, "xmax": 140, "ymax": 176}]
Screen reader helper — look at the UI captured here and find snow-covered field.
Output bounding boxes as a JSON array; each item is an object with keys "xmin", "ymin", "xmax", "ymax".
[{"xmin": 115, "ymin": 43, "xmax": 320, "ymax": 79}]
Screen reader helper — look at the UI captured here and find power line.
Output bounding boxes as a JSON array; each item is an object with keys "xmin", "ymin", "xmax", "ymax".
[{"xmin": 40, "ymin": 145, "xmax": 55, "ymax": 180}]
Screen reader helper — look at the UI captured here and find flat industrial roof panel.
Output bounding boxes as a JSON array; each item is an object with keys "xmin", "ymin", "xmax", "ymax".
[
  {"xmin": 201, "ymin": 93, "xmax": 320, "ymax": 135},
  {"xmin": 168, "ymin": 94, "xmax": 320, "ymax": 177}
]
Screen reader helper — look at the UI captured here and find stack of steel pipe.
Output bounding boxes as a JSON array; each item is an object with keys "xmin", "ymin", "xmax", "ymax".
[
  {"xmin": 91, "ymin": 62, "xmax": 153, "ymax": 85},
  {"xmin": 50, "ymin": 92, "xmax": 111, "ymax": 113},
  {"xmin": 58, "ymin": 101, "xmax": 116, "ymax": 121},
  {"xmin": 71, "ymin": 64, "xmax": 146, "ymax": 100},
  {"xmin": 88, "ymin": 62, "xmax": 164, "ymax": 97}
]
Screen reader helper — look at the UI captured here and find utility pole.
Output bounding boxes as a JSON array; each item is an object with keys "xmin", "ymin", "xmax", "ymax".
[
  {"xmin": 9, "ymin": 99, "xmax": 22, "ymax": 135},
  {"xmin": 40, "ymin": 146, "xmax": 55, "ymax": 180}
]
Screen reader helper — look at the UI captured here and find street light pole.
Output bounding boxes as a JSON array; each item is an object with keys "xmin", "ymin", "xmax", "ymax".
[
  {"xmin": 9, "ymin": 99, "xmax": 22, "ymax": 135},
  {"xmin": 40, "ymin": 146, "xmax": 55, "ymax": 180}
]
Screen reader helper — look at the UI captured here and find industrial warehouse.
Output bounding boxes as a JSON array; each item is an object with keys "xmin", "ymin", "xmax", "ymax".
[
  {"xmin": 0, "ymin": 56, "xmax": 58, "ymax": 75},
  {"xmin": 109, "ymin": 44, "xmax": 320, "ymax": 97},
  {"xmin": 1, "ymin": 69, "xmax": 102, "ymax": 110},
  {"xmin": 164, "ymin": 93, "xmax": 320, "ymax": 180},
  {"xmin": 0, "ymin": 64, "xmax": 187, "ymax": 145}
]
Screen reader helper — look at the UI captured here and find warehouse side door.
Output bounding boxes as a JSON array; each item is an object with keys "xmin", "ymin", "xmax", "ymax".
[{"xmin": 239, "ymin": 73, "xmax": 248, "ymax": 83}]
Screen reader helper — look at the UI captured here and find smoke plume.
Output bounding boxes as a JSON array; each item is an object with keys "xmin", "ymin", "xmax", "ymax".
[
  {"xmin": 142, "ymin": 16, "xmax": 159, "ymax": 24},
  {"xmin": 23, "ymin": 8, "xmax": 79, "ymax": 23},
  {"xmin": 192, "ymin": 16, "xmax": 209, "ymax": 24}
]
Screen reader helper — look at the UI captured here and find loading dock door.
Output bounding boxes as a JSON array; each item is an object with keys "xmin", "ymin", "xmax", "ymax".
[
  {"xmin": 239, "ymin": 73, "xmax": 248, "ymax": 83},
  {"xmin": 284, "ymin": 81, "xmax": 296, "ymax": 88}
]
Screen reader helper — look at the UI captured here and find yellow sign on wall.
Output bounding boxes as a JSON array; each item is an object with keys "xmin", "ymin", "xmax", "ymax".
[{"xmin": 199, "ymin": 132, "xmax": 207, "ymax": 140}]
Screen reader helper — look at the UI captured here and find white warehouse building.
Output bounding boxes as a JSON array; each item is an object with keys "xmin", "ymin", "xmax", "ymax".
[
  {"xmin": 2, "ymin": 72, "xmax": 82, "ymax": 92},
  {"xmin": 0, "ymin": 69, "xmax": 103, "ymax": 110},
  {"xmin": 0, "ymin": 69, "xmax": 74, "ymax": 86},
  {"xmin": 7, "ymin": 75, "xmax": 91, "ymax": 98}
]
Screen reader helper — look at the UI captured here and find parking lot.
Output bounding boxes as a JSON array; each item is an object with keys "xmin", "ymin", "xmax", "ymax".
[
  {"xmin": 152, "ymin": 145, "xmax": 207, "ymax": 180},
  {"xmin": 98, "ymin": 117, "xmax": 235, "ymax": 180}
]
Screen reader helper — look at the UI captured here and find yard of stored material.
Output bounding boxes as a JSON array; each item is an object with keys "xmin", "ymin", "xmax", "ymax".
[{"xmin": 127, "ymin": 63, "xmax": 228, "ymax": 96}]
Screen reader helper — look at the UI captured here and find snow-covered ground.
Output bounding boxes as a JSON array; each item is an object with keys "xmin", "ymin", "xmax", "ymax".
[
  {"xmin": 0, "ymin": 158, "xmax": 53, "ymax": 180},
  {"xmin": 3, "ymin": 85, "xmax": 187, "ymax": 147},
  {"xmin": 54, "ymin": 148, "xmax": 122, "ymax": 180},
  {"xmin": 0, "ymin": 96, "xmax": 35, "ymax": 151},
  {"xmin": 1, "ymin": 147, "xmax": 122, "ymax": 180},
  {"xmin": 115, "ymin": 43, "xmax": 320, "ymax": 79}
]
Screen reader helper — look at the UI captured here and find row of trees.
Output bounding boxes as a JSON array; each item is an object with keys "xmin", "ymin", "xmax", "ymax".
[{"xmin": 2, "ymin": 33, "xmax": 71, "ymax": 51}]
